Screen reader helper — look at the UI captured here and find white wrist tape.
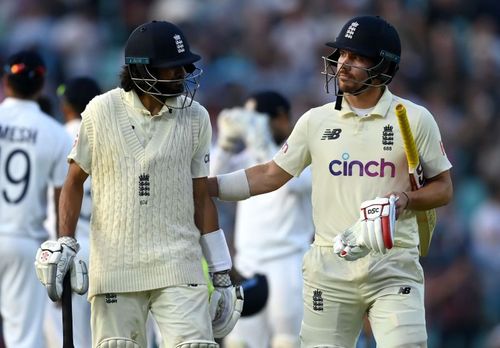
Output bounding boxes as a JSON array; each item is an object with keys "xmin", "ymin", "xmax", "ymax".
[
  {"xmin": 200, "ymin": 229, "xmax": 232, "ymax": 273},
  {"xmin": 216, "ymin": 169, "xmax": 251, "ymax": 201}
]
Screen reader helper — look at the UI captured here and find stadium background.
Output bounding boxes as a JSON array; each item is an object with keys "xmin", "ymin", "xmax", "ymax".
[{"xmin": 0, "ymin": 0, "xmax": 499, "ymax": 347}]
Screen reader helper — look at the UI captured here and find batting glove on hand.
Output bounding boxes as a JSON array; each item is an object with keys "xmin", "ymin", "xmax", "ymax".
[
  {"xmin": 358, "ymin": 195, "xmax": 397, "ymax": 254},
  {"xmin": 242, "ymin": 111, "xmax": 274, "ymax": 161},
  {"xmin": 216, "ymin": 108, "xmax": 246, "ymax": 152},
  {"xmin": 35, "ymin": 237, "xmax": 81, "ymax": 301},
  {"xmin": 209, "ymin": 271, "xmax": 244, "ymax": 338},
  {"xmin": 333, "ymin": 220, "xmax": 370, "ymax": 261},
  {"xmin": 70, "ymin": 257, "xmax": 88, "ymax": 295}
]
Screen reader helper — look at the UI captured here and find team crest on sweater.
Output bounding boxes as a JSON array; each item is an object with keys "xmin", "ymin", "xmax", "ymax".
[{"xmin": 139, "ymin": 173, "xmax": 150, "ymax": 205}]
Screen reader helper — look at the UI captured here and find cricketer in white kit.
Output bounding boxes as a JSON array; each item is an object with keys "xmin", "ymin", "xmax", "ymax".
[
  {"xmin": 209, "ymin": 15, "xmax": 453, "ymax": 348},
  {"xmin": 211, "ymin": 91, "xmax": 314, "ymax": 348},
  {"xmin": 0, "ymin": 50, "xmax": 72, "ymax": 348}
]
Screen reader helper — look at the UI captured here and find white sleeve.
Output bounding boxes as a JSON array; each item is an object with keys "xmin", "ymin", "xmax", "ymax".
[
  {"xmin": 414, "ymin": 107, "xmax": 452, "ymax": 178},
  {"xmin": 273, "ymin": 111, "xmax": 312, "ymax": 177},
  {"xmin": 68, "ymin": 115, "xmax": 93, "ymax": 174},
  {"xmin": 191, "ymin": 108, "xmax": 212, "ymax": 178}
]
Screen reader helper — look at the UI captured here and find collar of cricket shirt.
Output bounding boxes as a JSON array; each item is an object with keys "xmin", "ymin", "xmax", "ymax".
[
  {"xmin": 121, "ymin": 89, "xmax": 179, "ymax": 117},
  {"xmin": 339, "ymin": 87, "xmax": 393, "ymax": 119}
]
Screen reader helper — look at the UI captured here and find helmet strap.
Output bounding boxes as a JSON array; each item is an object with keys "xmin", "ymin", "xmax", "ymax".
[{"xmin": 335, "ymin": 92, "xmax": 343, "ymax": 110}]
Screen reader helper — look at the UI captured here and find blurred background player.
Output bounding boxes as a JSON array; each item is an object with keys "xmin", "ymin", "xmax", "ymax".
[
  {"xmin": 208, "ymin": 15, "xmax": 453, "ymax": 347},
  {"xmin": 211, "ymin": 91, "xmax": 314, "ymax": 348},
  {"xmin": 44, "ymin": 76, "xmax": 101, "ymax": 348},
  {"xmin": 0, "ymin": 50, "xmax": 72, "ymax": 348}
]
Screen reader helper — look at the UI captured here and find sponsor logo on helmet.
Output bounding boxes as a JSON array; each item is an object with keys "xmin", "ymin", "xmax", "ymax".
[
  {"xmin": 344, "ymin": 21, "xmax": 359, "ymax": 39},
  {"xmin": 328, "ymin": 152, "xmax": 395, "ymax": 177}
]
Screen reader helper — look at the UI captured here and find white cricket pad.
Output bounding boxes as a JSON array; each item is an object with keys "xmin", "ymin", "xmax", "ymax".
[
  {"xmin": 96, "ymin": 337, "xmax": 140, "ymax": 348},
  {"xmin": 175, "ymin": 340, "xmax": 219, "ymax": 348}
]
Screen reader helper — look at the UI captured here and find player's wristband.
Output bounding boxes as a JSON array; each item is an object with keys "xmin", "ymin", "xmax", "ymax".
[
  {"xmin": 216, "ymin": 169, "xmax": 251, "ymax": 201},
  {"xmin": 200, "ymin": 229, "xmax": 232, "ymax": 273}
]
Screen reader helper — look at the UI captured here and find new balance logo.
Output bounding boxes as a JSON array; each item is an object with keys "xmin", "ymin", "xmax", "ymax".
[
  {"xmin": 321, "ymin": 128, "xmax": 342, "ymax": 140},
  {"xmin": 398, "ymin": 286, "xmax": 411, "ymax": 295}
]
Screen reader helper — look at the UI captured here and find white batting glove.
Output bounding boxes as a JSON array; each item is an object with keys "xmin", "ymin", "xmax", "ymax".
[
  {"xmin": 358, "ymin": 195, "xmax": 397, "ymax": 254},
  {"xmin": 216, "ymin": 108, "xmax": 246, "ymax": 152},
  {"xmin": 70, "ymin": 257, "xmax": 88, "ymax": 295},
  {"xmin": 333, "ymin": 220, "xmax": 370, "ymax": 261},
  {"xmin": 209, "ymin": 271, "xmax": 244, "ymax": 338},
  {"xmin": 35, "ymin": 236, "xmax": 79, "ymax": 301}
]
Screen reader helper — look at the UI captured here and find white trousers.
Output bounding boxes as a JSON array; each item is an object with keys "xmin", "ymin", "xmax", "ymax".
[
  {"xmin": 91, "ymin": 284, "xmax": 213, "ymax": 348},
  {"xmin": 225, "ymin": 252, "xmax": 305, "ymax": 348},
  {"xmin": 0, "ymin": 235, "xmax": 47, "ymax": 348}
]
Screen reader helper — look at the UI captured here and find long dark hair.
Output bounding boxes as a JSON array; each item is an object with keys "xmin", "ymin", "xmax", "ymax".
[{"xmin": 119, "ymin": 65, "xmax": 135, "ymax": 92}]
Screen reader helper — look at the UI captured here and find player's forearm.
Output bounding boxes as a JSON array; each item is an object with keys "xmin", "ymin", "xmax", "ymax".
[
  {"xmin": 209, "ymin": 160, "xmax": 291, "ymax": 201},
  {"xmin": 58, "ymin": 180, "xmax": 84, "ymax": 238},
  {"xmin": 53, "ymin": 187, "xmax": 62, "ymax": 237},
  {"xmin": 193, "ymin": 177, "xmax": 220, "ymax": 234},
  {"xmin": 405, "ymin": 171, "xmax": 453, "ymax": 210},
  {"xmin": 246, "ymin": 160, "xmax": 292, "ymax": 195},
  {"xmin": 194, "ymin": 197, "xmax": 220, "ymax": 235}
]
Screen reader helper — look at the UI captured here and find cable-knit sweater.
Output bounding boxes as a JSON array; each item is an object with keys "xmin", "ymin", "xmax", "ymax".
[{"xmin": 80, "ymin": 88, "xmax": 206, "ymax": 297}]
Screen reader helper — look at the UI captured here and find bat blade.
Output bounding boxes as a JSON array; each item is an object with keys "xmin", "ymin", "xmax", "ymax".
[{"xmin": 395, "ymin": 104, "xmax": 436, "ymax": 257}]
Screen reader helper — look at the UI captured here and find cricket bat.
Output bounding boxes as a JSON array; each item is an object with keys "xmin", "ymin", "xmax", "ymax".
[
  {"xmin": 62, "ymin": 272, "xmax": 74, "ymax": 348},
  {"xmin": 395, "ymin": 103, "xmax": 437, "ymax": 257}
]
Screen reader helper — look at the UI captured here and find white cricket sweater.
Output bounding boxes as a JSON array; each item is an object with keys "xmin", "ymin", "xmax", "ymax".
[{"xmin": 79, "ymin": 89, "xmax": 206, "ymax": 297}]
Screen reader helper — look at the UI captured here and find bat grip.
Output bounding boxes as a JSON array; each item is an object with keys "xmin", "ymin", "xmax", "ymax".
[{"xmin": 62, "ymin": 271, "xmax": 74, "ymax": 348}]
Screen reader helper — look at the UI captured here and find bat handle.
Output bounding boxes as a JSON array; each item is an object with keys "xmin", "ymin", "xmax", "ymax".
[{"xmin": 62, "ymin": 271, "xmax": 74, "ymax": 348}]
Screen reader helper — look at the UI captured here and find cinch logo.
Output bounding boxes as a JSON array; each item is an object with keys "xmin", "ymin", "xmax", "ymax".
[{"xmin": 328, "ymin": 153, "xmax": 395, "ymax": 177}]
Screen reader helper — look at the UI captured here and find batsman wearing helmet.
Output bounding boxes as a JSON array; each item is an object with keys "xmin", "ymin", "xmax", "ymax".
[
  {"xmin": 208, "ymin": 16, "xmax": 453, "ymax": 347},
  {"xmin": 35, "ymin": 21, "xmax": 242, "ymax": 348}
]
